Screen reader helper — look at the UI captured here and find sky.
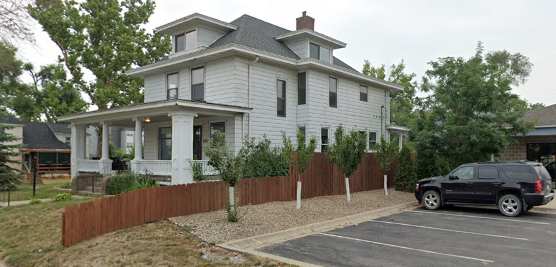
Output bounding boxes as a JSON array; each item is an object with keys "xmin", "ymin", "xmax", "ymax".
[{"xmin": 19, "ymin": 0, "xmax": 556, "ymax": 106}]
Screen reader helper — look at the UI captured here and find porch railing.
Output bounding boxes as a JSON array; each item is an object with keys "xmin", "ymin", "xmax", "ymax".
[
  {"xmin": 134, "ymin": 160, "xmax": 172, "ymax": 176},
  {"xmin": 77, "ymin": 159, "xmax": 100, "ymax": 172},
  {"xmin": 194, "ymin": 160, "xmax": 218, "ymax": 176}
]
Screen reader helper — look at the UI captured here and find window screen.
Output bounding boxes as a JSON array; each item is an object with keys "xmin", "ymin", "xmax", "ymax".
[
  {"xmin": 191, "ymin": 67, "xmax": 204, "ymax": 101},
  {"xmin": 329, "ymin": 77, "xmax": 337, "ymax": 108},
  {"xmin": 277, "ymin": 80, "xmax": 286, "ymax": 117}
]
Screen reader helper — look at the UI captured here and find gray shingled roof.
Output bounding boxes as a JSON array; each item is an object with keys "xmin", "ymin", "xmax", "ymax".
[
  {"xmin": 207, "ymin": 14, "xmax": 359, "ymax": 72},
  {"xmin": 0, "ymin": 116, "xmax": 70, "ymax": 150},
  {"xmin": 525, "ymin": 104, "xmax": 556, "ymax": 127},
  {"xmin": 48, "ymin": 123, "xmax": 71, "ymax": 135}
]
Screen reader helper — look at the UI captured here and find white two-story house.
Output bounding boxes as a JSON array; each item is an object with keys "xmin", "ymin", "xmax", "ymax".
[{"xmin": 60, "ymin": 12, "xmax": 405, "ymax": 185}]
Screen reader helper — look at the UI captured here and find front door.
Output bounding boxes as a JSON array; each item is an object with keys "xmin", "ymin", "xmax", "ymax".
[
  {"xmin": 193, "ymin": 125, "xmax": 202, "ymax": 160},
  {"xmin": 442, "ymin": 166, "xmax": 476, "ymax": 203}
]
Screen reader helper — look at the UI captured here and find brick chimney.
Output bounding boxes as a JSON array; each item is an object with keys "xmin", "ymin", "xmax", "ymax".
[{"xmin": 296, "ymin": 11, "xmax": 315, "ymax": 31}]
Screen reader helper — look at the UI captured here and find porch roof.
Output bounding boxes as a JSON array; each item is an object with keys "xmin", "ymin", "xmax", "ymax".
[{"xmin": 58, "ymin": 100, "xmax": 252, "ymax": 125}]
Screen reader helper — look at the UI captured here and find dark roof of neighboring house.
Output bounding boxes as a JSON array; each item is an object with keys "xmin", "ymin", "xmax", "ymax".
[
  {"xmin": 208, "ymin": 14, "xmax": 359, "ymax": 72},
  {"xmin": 0, "ymin": 116, "xmax": 70, "ymax": 150},
  {"xmin": 524, "ymin": 104, "xmax": 556, "ymax": 127},
  {"xmin": 48, "ymin": 123, "xmax": 71, "ymax": 135}
]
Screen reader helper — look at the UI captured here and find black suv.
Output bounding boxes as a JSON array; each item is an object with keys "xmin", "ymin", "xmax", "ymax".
[{"xmin": 415, "ymin": 162, "xmax": 554, "ymax": 217}]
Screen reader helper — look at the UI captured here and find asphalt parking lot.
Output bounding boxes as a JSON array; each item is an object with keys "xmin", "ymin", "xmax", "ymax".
[{"xmin": 260, "ymin": 206, "xmax": 556, "ymax": 267}]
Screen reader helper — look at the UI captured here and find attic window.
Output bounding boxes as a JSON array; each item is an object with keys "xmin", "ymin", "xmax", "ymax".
[
  {"xmin": 174, "ymin": 30, "xmax": 197, "ymax": 52},
  {"xmin": 309, "ymin": 43, "xmax": 330, "ymax": 63}
]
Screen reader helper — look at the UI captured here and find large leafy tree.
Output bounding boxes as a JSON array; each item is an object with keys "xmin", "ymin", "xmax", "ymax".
[
  {"xmin": 362, "ymin": 60, "xmax": 419, "ymax": 133},
  {"xmin": 0, "ymin": 42, "xmax": 87, "ymax": 122},
  {"xmin": 418, "ymin": 42, "xmax": 535, "ymax": 168},
  {"xmin": 0, "ymin": 0, "xmax": 34, "ymax": 45},
  {"xmin": 29, "ymin": 0, "xmax": 171, "ymax": 110}
]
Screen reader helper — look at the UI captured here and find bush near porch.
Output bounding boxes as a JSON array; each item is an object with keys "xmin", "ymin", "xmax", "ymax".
[{"xmin": 106, "ymin": 171, "xmax": 157, "ymax": 195}]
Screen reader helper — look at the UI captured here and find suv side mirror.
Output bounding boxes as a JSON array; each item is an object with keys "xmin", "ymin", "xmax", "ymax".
[{"xmin": 449, "ymin": 175, "xmax": 459, "ymax": 180}]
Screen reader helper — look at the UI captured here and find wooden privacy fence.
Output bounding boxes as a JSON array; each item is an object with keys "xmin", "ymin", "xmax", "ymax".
[{"xmin": 62, "ymin": 153, "xmax": 399, "ymax": 247}]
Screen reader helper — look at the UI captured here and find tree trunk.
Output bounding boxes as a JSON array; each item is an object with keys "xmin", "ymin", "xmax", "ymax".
[
  {"xmin": 228, "ymin": 186, "xmax": 235, "ymax": 213},
  {"xmin": 296, "ymin": 181, "xmax": 302, "ymax": 209},
  {"xmin": 384, "ymin": 174, "xmax": 389, "ymax": 196},
  {"xmin": 345, "ymin": 177, "xmax": 351, "ymax": 202}
]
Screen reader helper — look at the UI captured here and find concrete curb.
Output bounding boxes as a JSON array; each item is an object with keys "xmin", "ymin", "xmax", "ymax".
[
  {"xmin": 218, "ymin": 201, "xmax": 417, "ymax": 266},
  {"xmin": 531, "ymin": 206, "xmax": 556, "ymax": 214}
]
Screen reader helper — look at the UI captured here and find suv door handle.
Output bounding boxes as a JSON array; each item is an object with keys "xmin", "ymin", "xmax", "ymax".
[{"xmin": 492, "ymin": 182, "xmax": 503, "ymax": 186}]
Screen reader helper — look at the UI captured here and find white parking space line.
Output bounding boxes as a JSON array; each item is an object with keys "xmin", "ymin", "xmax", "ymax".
[
  {"xmin": 409, "ymin": 210, "xmax": 551, "ymax": 225},
  {"xmin": 318, "ymin": 233, "xmax": 494, "ymax": 263},
  {"xmin": 368, "ymin": 220, "xmax": 528, "ymax": 241}
]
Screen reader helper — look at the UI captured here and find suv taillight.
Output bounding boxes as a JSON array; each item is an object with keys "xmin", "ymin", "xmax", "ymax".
[{"xmin": 534, "ymin": 180, "xmax": 542, "ymax": 193}]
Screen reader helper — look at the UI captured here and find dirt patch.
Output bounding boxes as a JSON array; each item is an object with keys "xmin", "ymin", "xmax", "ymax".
[
  {"xmin": 37, "ymin": 220, "xmax": 294, "ymax": 267},
  {"xmin": 170, "ymin": 188, "xmax": 416, "ymax": 243}
]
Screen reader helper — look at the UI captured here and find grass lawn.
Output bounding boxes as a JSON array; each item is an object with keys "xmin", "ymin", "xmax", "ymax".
[
  {"xmin": 0, "ymin": 197, "xmax": 296, "ymax": 267},
  {"xmin": 0, "ymin": 182, "xmax": 71, "ymax": 202}
]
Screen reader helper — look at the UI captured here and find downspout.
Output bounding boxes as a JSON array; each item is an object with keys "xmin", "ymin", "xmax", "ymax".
[
  {"xmin": 380, "ymin": 105, "xmax": 384, "ymax": 138},
  {"xmin": 247, "ymin": 56, "xmax": 259, "ymax": 138}
]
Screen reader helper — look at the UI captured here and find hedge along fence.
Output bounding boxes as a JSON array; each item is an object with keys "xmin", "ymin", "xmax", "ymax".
[{"xmin": 62, "ymin": 153, "xmax": 399, "ymax": 247}]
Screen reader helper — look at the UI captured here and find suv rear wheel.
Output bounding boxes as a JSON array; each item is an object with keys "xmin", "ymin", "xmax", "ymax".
[
  {"xmin": 498, "ymin": 194, "xmax": 522, "ymax": 217},
  {"xmin": 422, "ymin": 190, "xmax": 441, "ymax": 210}
]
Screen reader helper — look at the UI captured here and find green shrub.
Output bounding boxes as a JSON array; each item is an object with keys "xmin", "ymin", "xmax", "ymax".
[
  {"xmin": 395, "ymin": 145, "xmax": 418, "ymax": 192},
  {"xmin": 60, "ymin": 182, "xmax": 72, "ymax": 189},
  {"xmin": 53, "ymin": 193, "xmax": 72, "ymax": 201},
  {"xmin": 106, "ymin": 171, "xmax": 156, "ymax": 195},
  {"xmin": 29, "ymin": 198, "xmax": 42, "ymax": 205},
  {"xmin": 242, "ymin": 135, "xmax": 289, "ymax": 179},
  {"xmin": 190, "ymin": 160, "xmax": 205, "ymax": 182}
]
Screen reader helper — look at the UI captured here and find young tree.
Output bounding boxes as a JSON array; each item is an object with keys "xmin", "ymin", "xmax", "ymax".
[
  {"xmin": 29, "ymin": 0, "xmax": 171, "ymax": 110},
  {"xmin": 282, "ymin": 130, "xmax": 317, "ymax": 209},
  {"xmin": 326, "ymin": 126, "xmax": 367, "ymax": 202},
  {"xmin": 204, "ymin": 132, "xmax": 247, "ymax": 222},
  {"xmin": 374, "ymin": 135, "xmax": 398, "ymax": 195},
  {"xmin": 0, "ymin": 109, "xmax": 22, "ymax": 190},
  {"xmin": 395, "ymin": 144, "xmax": 417, "ymax": 192},
  {"xmin": 419, "ymin": 42, "xmax": 535, "ymax": 168}
]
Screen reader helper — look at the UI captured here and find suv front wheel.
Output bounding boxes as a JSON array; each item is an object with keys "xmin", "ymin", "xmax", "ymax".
[
  {"xmin": 498, "ymin": 194, "xmax": 522, "ymax": 217},
  {"xmin": 422, "ymin": 190, "xmax": 441, "ymax": 210}
]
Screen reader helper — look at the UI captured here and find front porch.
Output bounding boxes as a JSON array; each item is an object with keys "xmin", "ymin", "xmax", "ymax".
[{"xmin": 60, "ymin": 100, "xmax": 251, "ymax": 185}]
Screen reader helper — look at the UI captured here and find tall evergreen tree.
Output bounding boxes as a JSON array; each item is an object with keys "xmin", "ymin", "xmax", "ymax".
[{"xmin": 0, "ymin": 109, "xmax": 22, "ymax": 190}]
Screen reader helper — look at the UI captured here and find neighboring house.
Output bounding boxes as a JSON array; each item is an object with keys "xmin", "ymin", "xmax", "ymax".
[
  {"xmin": 59, "ymin": 12, "xmax": 405, "ymax": 185},
  {"xmin": 497, "ymin": 104, "xmax": 556, "ymax": 164},
  {"xmin": 0, "ymin": 117, "xmax": 71, "ymax": 176}
]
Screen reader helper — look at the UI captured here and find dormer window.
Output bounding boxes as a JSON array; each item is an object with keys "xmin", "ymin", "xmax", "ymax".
[
  {"xmin": 309, "ymin": 43, "xmax": 330, "ymax": 63},
  {"xmin": 174, "ymin": 30, "xmax": 197, "ymax": 52}
]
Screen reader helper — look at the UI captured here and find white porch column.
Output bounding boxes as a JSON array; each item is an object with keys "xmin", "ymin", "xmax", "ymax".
[
  {"xmin": 169, "ymin": 112, "xmax": 197, "ymax": 185},
  {"xmin": 398, "ymin": 132, "xmax": 403, "ymax": 151},
  {"xmin": 131, "ymin": 117, "xmax": 143, "ymax": 173},
  {"xmin": 70, "ymin": 124, "xmax": 86, "ymax": 178},
  {"xmin": 98, "ymin": 121, "xmax": 112, "ymax": 174}
]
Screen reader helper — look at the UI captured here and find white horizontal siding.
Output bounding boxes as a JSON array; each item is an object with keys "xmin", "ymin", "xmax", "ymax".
[
  {"xmin": 197, "ymin": 26, "xmax": 225, "ymax": 47},
  {"xmin": 286, "ymin": 39, "xmax": 308, "ymax": 58},
  {"xmin": 306, "ymin": 70, "xmax": 390, "ymax": 152},
  {"xmin": 144, "ymin": 73, "xmax": 166, "ymax": 103}
]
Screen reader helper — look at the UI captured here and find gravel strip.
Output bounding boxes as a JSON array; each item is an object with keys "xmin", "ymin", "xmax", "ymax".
[{"xmin": 169, "ymin": 189, "xmax": 416, "ymax": 244}]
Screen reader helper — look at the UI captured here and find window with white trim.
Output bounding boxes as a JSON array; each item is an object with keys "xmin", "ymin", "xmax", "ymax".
[
  {"xmin": 360, "ymin": 85, "xmax": 368, "ymax": 102},
  {"xmin": 309, "ymin": 43, "xmax": 331, "ymax": 63},
  {"xmin": 277, "ymin": 79, "xmax": 286, "ymax": 117},
  {"xmin": 368, "ymin": 131, "xmax": 377, "ymax": 149},
  {"xmin": 329, "ymin": 77, "xmax": 337, "ymax": 108},
  {"xmin": 191, "ymin": 67, "xmax": 204, "ymax": 101},
  {"xmin": 167, "ymin": 73, "xmax": 178, "ymax": 99},
  {"xmin": 321, "ymin": 128, "xmax": 329, "ymax": 152},
  {"xmin": 174, "ymin": 30, "xmax": 197, "ymax": 52}
]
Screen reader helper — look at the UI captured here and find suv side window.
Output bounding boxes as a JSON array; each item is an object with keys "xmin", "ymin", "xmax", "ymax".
[
  {"xmin": 452, "ymin": 166, "xmax": 475, "ymax": 180},
  {"xmin": 503, "ymin": 165, "xmax": 535, "ymax": 181},
  {"xmin": 479, "ymin": 166, "xmax": 499, "ymax": 179}
]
